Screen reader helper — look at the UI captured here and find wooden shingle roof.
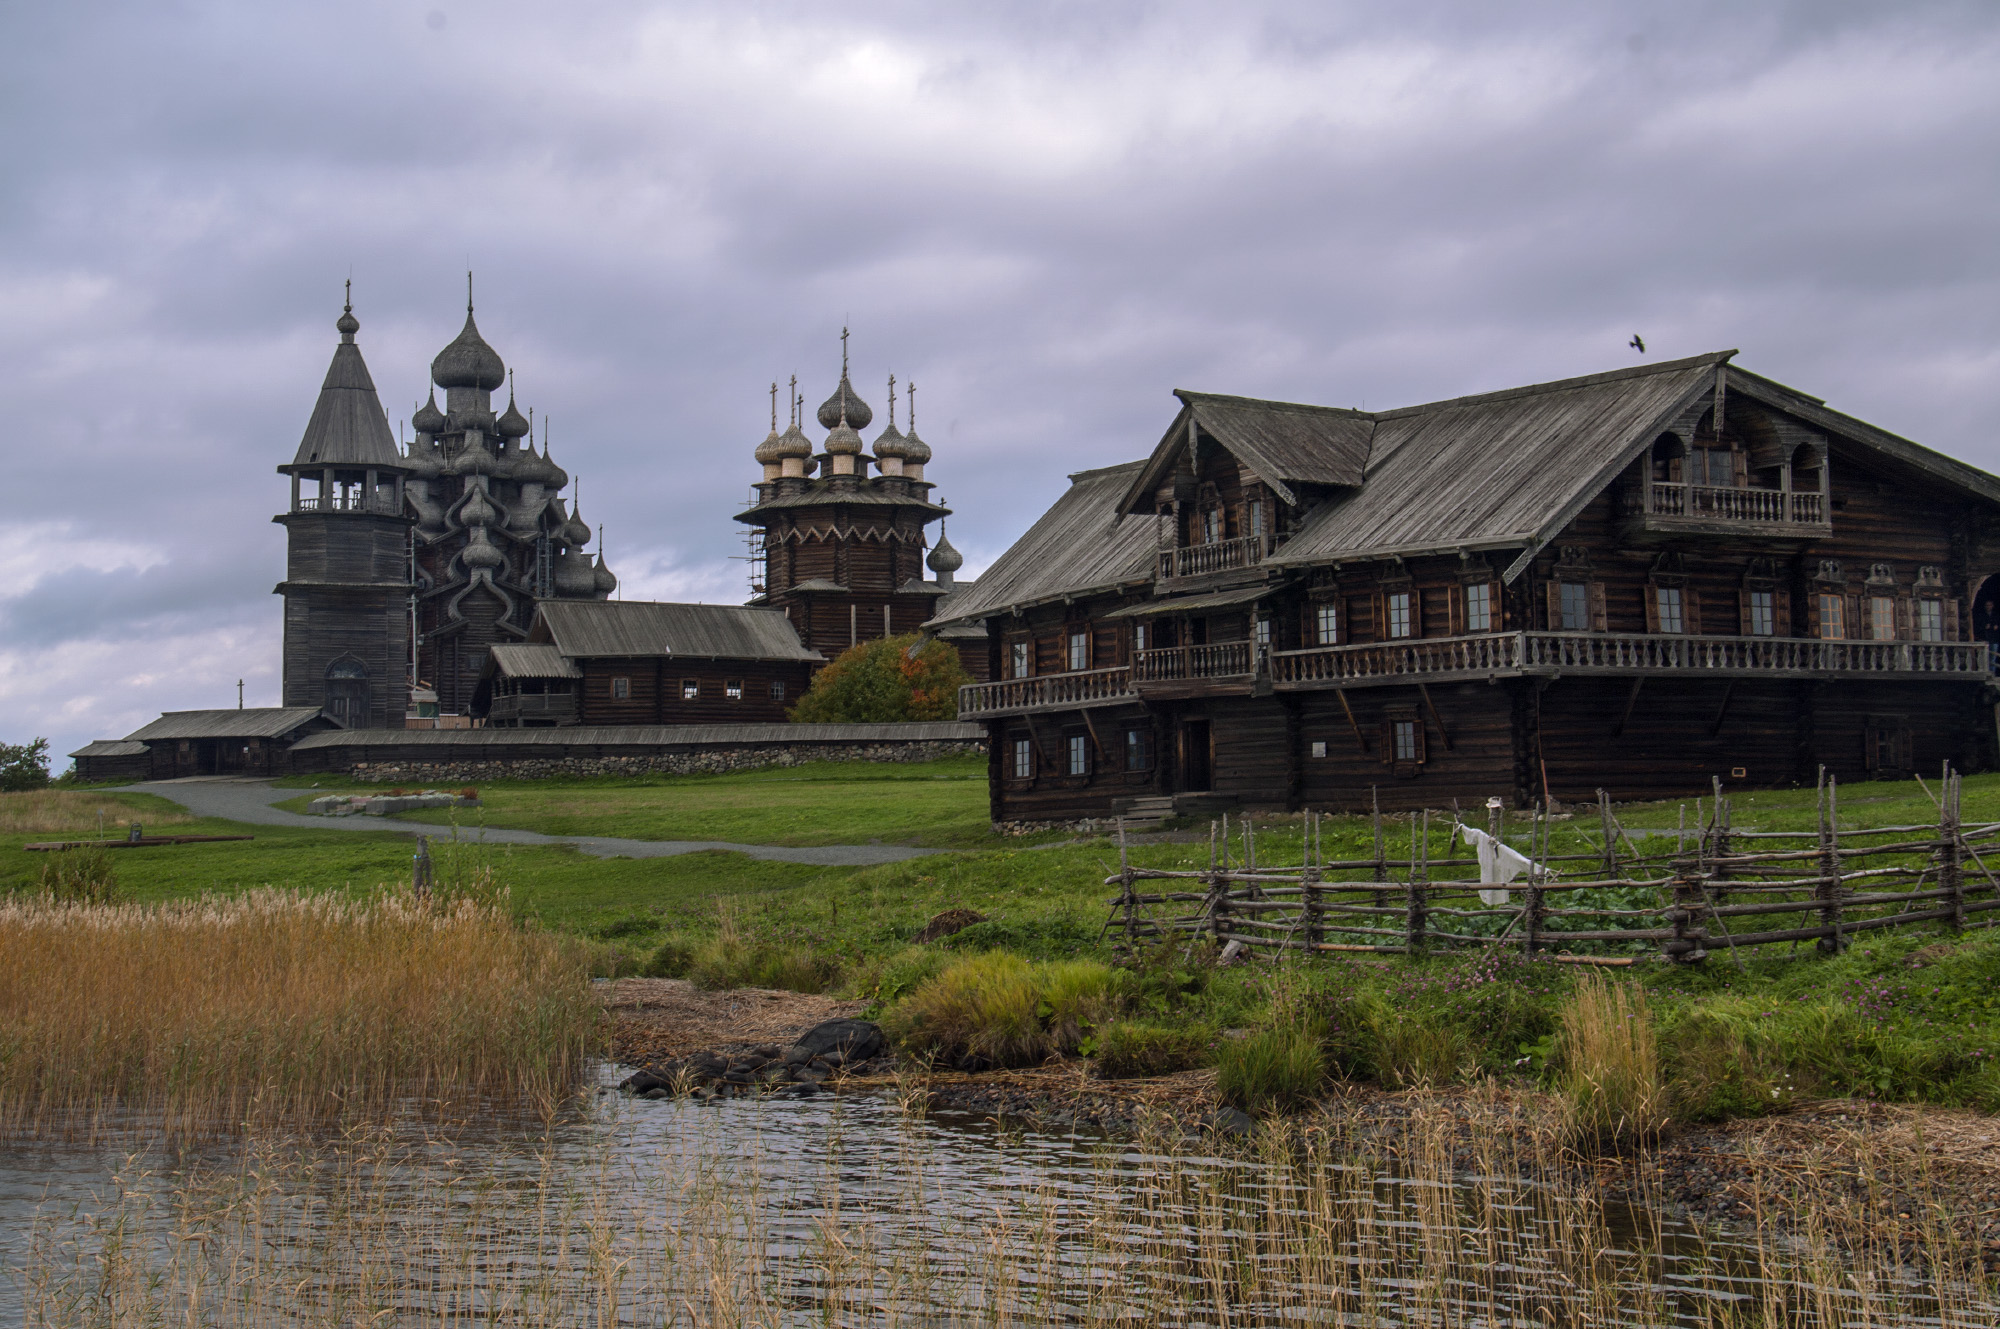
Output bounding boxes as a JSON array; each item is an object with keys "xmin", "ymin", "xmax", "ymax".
[
  {"xmin": 531, "ymin": 601, "xmax": 820, "ymax": 661},
  {"xmin": 1117, "ymin": 393, "xmax": 1374, "ymax": 514},
  {"xmin": 125, "ymin": 708, "xmax": 328, "ymax": 741}
]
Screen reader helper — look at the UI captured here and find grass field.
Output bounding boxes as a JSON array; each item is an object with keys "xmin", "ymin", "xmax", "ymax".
[
  {"xmin": 8, "ymin": 767, "xmax": 2000, "ymax": 1120},
  {"xmin": 272, "ymin": 755, "xmax": 1015, "ymax": 848}
]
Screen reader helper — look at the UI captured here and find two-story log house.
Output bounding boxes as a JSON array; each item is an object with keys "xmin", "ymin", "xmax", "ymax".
[{"xmin": 930, "ymin": 352, "xmax": 2000, "ymax": 820}]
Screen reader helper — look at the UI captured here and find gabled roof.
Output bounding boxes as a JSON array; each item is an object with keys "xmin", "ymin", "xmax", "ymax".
[
  {"xmin": 531, "ymin": 600, "xmax": 820, "ymax": 661},
  {"xmin": 125, "ymin": 707, "xmax": 328, "ymax": 741},
  {"xmin": 486, "ymin": 643, "xmax": 582, "ymax": 680},
  {"xmin": 1117, "ymin": 392, "xmax": 1373, "ymax": 516},
  {"xmin": 924, "ymin": 463, "xmax": 1158, "ymax": 628},
  {"xmin": 290, "ymin": 339, "xmax": 403, "ymax": 470},
  {"xmin": 1269, "ymin": 352, "xmax": 1732, "ymax": 577},
  {"xmin": 69, "ymin": 740, "xmax": 150, "ymax": 758}
]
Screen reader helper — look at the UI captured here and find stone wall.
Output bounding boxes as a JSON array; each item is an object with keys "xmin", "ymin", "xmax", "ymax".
[{"xmin": 339, "ymin": 739, "xmax": 984, "ymax": 783}]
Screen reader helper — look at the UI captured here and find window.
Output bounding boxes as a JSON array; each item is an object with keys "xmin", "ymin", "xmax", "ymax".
[
  {"xmin": 1310, "ymin": 740, "xmax": 1328, "ymax": 758},
  {"xmin": 1012, "ymin": 738, "xmax": 1033, "ymax": 780},
  {"xmin": 1393, "ymin": 719, "xmax": 1419, "ymax": 762},
  {"xmin": 1916, "ymin": 599, "xmax": 1944, "ymax": 642},
  {"xmin": 1124, "ymin": 728, "xmax": 1154, "ymax": 772},
  {"xmin": 681, "ymin": 679, "xmax": 700, "ymax": 700},
  {"xmin": 1248, "ymin": 500, "xmax": 1264, "ymax": 538},
  {"xmin": 1465, "ymin": 583, "xmax": 1492, "ymax": 632},
  {"xmin": 611, "ymin": 676, "xmax": 631, "ymax": 701},
  {"xmin": 1067, "ymin": 733, "xmax": 1089, "ymax": 777},
  {"xmin": 1202, "ymin": 508, "xmax": 1221, "ymax": 544},
  {"xmin": 1010, "ymin": 642, "xmax": 1030, "ymax": 678},
  {"xmin": 1818, "ymin": 594, "xmax": 1845, "ymax": 640},
  {"xmin": 1068, "ymin": 630, "xmax": 1089, "ymax": 672},
  {"xmin": 1691, "ymin": 448, "xmax": 1734, "ymax": 487},
  {"xmin": 1560, "ymin": 582, "xmax": 1590, "ymax": 631},
  {"xmin": 770, "ymin": 680, "xmax": 786, "ymax": 700},
  {"xmin": 1869, "ymin": 596, "xmax": 1896, "ymax": 642},
  {"xmin": 1386, "ymin": 591, "xmax": 1413, "ymax": 639},
  {"xmin": 1747, "ymin": 591, "xmax": 1775, "ymax": 637},
  {"xmin": 1655, "ymin": 586, "xmax": 1684, "ymax": 635},
  {"xmin": 1133, "ymin": 623, "xmax": 1149, "ymax": 653},
  {"xmin": 726, "ymin": 679, "xmax": 743, "ymax": 700},
  {"xmin": 1315, "ymin": 603, "xmax": 1339, "ymax": 646},
  {"xmin": 1255, "ymin": 618, "xmax": 1271, "ymax": 650}
]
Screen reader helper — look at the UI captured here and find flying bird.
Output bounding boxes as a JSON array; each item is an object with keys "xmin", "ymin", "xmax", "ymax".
[{"xmin": 1629, "ymin": 334, "xmax": 1646, "ymax": 354}]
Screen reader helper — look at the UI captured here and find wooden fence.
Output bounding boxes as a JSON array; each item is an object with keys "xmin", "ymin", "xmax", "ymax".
[{"xmin": 1103, "ymin": 767, "xmax": 2000, "ymax": 967}]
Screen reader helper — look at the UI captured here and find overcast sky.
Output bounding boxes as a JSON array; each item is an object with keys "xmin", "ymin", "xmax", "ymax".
[{"xmin": 4, "ymin": 1, "xmax": 1998, "ymax": 766}]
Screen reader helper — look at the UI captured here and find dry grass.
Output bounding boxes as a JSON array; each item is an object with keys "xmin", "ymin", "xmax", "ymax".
[
  {"xmin": 1558, "ymin": 973, "xmax": 1669, "ymax": 1145},
  {"xmin": 0, "ymin": 890, "xmax": 601, "ymax": 1135},
  {"xmin": 14, "ymin": 1093, "xmax": 1991, "ymax": 1327},
  {"xmin": 0, "ymin": 789, "xmax": 191, "ymax": 835}
]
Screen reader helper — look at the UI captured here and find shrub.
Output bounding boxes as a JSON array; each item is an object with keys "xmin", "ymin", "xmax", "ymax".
[
  {"xmin": 883, "ymin": 953, "xmax": 1120, "ymax": 1067},
  {"xmin": 0, "ymin": 739, "xmax": 51, "ymax": 792},
  {"xmin": 35, "ymin": 849, "xmax": 118, "ymax": 905},
  {"xmin": 1368, "ymin": 1008, "xmax": 1469, "ymax": 1090},
  {"xmin": 1095, "ymin": 1019, "xmax": 1217, "ymax": 1078},
  {"xmin": 847, "ymin": 946, "xmax": 951, "ymax": 1011},
  {"xmin": 1216, "ymin": 1028, "xmax": 1326, "ymax": 1114},
  {"xmin": 646, "ymin": 935, "xmax": 697, "ymax": 979},
  {"xmin": 687, "ymin": 935, "xmax": 841, "ymax": 994},
  {"xmin": 1557, "ymin": 975, "xmax": 1667, "ymax": 1146},
  {"xmin": 788, "ymin": 634, "xmax": 971, "ymax": 723}
]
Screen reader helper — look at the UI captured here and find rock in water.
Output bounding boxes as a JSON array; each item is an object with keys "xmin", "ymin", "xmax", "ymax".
[{"xmin": 792, "ymin": 1018, "xmax": 884, "ymax": 1064}]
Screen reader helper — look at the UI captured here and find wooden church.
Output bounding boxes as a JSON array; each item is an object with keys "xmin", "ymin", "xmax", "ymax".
[{"xmin": 930, "ymin": 352, "xmax": 2000, "ymax": 819}]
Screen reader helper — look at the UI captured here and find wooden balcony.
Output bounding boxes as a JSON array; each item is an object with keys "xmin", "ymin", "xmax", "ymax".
[
  {"xmin": 1158, "ymin": 533, "xmax": 1268, "ymax": 582},
  {"xmin": 957, "ymin": 666, "xmax": 1135, "ymax": 719},
  {"xmin": 1272, "ymin": 631, "xmax": 1991, "ymax": 689},
  {"xmin": 1135, "ymin": 640, "xmax": 1256, "ymax": 683},
  {"xmin": 1630, "ymin": 482, "xmax": 1830, "ymax": 538}
]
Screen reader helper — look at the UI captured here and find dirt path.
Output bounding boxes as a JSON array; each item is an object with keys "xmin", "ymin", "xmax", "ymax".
[{"xmin": 599, "ymin": 978, "xmax": 866, "ymax": 1067}]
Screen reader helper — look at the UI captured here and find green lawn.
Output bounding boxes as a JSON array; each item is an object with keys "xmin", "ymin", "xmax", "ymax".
[{"xmin": 272, "ymin": 755, "xmax": 1016, "ymax": 849}]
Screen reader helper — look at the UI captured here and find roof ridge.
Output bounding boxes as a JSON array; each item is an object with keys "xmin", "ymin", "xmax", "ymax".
[
  {"xmin": 1066, "ymin": 460, "xmax": 1147, "ymax": 482},
  {"xmin": 1373, "ymin": 350, "xmax": 1736, "ymax": 420},
  {"xmin": 1173, "ymin": 389, "xmax": 1371, "ymax": 419}
]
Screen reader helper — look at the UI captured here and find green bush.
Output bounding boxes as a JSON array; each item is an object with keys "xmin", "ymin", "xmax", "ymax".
[
  {"xmin": 36, "ymin": 848, "xmax": 117, "ymax": 904},
  {"xmin": 882, "ymin": 953, "xmax": 1122, "ymax": 1066},
  {"xmin": 686, "ymin": 935, "xmax": 842, "ymax": 994},
  {"xmin": 1216, "ymin": 1028, "xmax": 1326, "ymax": 1114},
  {"xmin": 847, "ymin": 946, "xmax": 952, "ymax": 1011},
  {"xmin": 646, "ymin": 936, "xmax": 697, "ymax": 979},
  {"xmin": 1095, "ymin": 1019, "xmax": 1217, "ymax": 1078},
  {"xmin": 787, "ymin": 634, "xmax": 970, "ymax": 723}
]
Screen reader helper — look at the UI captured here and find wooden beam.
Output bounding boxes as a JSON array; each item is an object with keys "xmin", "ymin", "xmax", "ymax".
[
  {"xmin": 1417, "ymin": 682, "xmax": 1454, "ymax": 752},
  {"xmin": 1080, "ymin": 707, "xmax": 1109, "ymax": 762},
  {"xmin": 1335, "ymin": 687, "xmax": 1370, "ymax": 753},
  {"xmin": 1611, "ymin": 676, "xmax": 1645, "ymax": 737},
  {"xmin": 1709, "ymin": 679, "xmax": 1737, "ymax": 736}
]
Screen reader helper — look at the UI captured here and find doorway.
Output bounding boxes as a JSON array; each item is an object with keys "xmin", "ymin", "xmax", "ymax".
[
  {"xmin": 1180, "ymin": 720, "xmax": 1212, "ymax": 793},
  {"xmin": 1974, "ymin": 575, "xmax": 2000, "ymax": 670}
]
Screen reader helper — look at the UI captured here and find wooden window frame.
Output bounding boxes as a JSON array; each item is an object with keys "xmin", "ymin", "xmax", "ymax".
[
  {"xmin": 681, "ymin": 678, "xmax": 700, "ymax": 700},
  {"xmin": 1010, "ymin": 736, "xmax": 1035, "ymax": 782},
  {"xmin": 1461, "ymin": 581, "xmax": 1495, "ymax": 634},
  {"xmin": 725, "ymin": 679, "xmax": 744, "ymax": 700},
  {"xmin": 1314, "ymin": 602, "xmax": 1339, "ymax": 646},
  {"xmin": 1915, "ymin": 598, "xmax": 1945, "ymax": 643},
  {"xmin": 1124, "ymin": 726, "xmax": 1155, "ymax": 773},
  {"xmin": 1816, "ymin": 593, "xmax": 1846, "ymax": 641},
  {"xmin": 1381, "ymin": 705, "xmax": 1425, "ymax": 774},
  {"xmin": 1065, "ymin": 732, "xmax": 1090, "ymax": 779},
  {"xmin": 1867, "ymin": 596, "xmax": 1897, "ymax": 642},
  {"xmin": 1009, "ymin": 640, "xmax": 1032, "ymax": 679},
  {"xmin": 1653, "ymin": 585, "xmax": 1685, "ymax": 635},
  {"xmin": 1864, "ymin": 714, "xmax": 1913, "ymax": 776},
  {"xmin": 1067, "ymin": 629, "xmax": 1090, "ymax": 672},
  {"xmin": 1385, "ymin": 590, "xmax": 1414, "ymax": 640},
  {"xmin": 770, "ymin": 680, "xmax": 787, "ymax": 700},
  {"xmin": 611, "ymin": 676, "xmax": 631, "ymax": 701}
]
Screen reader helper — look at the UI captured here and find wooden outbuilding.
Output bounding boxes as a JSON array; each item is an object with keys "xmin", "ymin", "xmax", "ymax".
[{"xmin": 930, "ymin": 352, "xmax": 2000, "ymax": 821}]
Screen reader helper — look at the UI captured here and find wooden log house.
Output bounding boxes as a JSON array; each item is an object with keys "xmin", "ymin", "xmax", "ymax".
[
  {"xmin": 930, "ymin": 352, "xmax": 2000, "ymax": 821},
  {"xmin": 472, "ymin": 600, "xmax": 821, "ymax": 726}
]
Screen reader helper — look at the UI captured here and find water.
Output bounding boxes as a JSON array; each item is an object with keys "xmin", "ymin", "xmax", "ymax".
[{"xmin": 1, "ymin": 1068, "xmax": 1989, "ymax": 1327}]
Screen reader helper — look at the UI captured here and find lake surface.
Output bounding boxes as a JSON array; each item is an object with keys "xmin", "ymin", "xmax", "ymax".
[{"xmin": 1, "ymin": 1067, "xmax": 1988, "ymax": 1327}]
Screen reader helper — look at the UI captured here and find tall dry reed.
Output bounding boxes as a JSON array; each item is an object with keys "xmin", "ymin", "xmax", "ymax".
[
  {"xmin": 0, "ymin": 890, "xmax": 600, "ymax": 1135},
  {"xmin": 0, "ymin": 789, "xmax": 190, "ymax": 835},
  {"xmin": 1558, "ymin": 972, "xmax": 1669, "ymax": 1145}
]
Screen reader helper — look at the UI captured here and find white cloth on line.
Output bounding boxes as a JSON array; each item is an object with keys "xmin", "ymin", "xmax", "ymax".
[{"xmin": 1458, "ymin": 825, "xmax": 1534, "ymax": 906}]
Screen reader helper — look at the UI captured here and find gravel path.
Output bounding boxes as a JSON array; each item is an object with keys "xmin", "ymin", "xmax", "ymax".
[{"xmin": 115, "ymin": 777, "xmax": 947, "ymax": 866}]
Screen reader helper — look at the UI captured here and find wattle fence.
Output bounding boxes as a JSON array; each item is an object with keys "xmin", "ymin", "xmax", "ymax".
[{"xmin": 1103, "ymin": 768, "xmax": 2000, "ymax": 967}]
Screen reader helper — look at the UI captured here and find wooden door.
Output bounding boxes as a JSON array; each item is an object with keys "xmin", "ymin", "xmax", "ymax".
[{"xmin": 1181, "ymin": 720, "xmax": 1212, "ymax": 792}]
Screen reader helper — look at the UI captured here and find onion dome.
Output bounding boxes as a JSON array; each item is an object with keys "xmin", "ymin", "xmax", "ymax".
[
  {"xmin": 873, "ymin": 420, "xmax": 908, "ymax": 461},
  {"xmin": 336, "ymin": 306, "xmax": 360, "ymax": 339},
  {"xmin": 901, "ymin": 426, "xmax": 932, "ymax": 467},
  {"xmin": 817, "ymin": 378, "xmax": 872, "ymax": 431},
  {"xmin": 592, "ymin": 552, "xmax": 618, "ymax": 595},
  {"xmin": 497, "ymin": 394, "xmax": 530, "ymax": 439},
  {"xmin": 412, "ymin": 390, "xmax": 447, "ymax": 436},
  {"xmin": 457, "ymin": 484, "xmax": 498, "ymax": 530},
  {"xmin": 554, "ymin": 547, "xmax": 596, "ymax": 596},
  {"xmin": 451, "ymin": 443, "xmax": 495, "ymax": 477},
  {"xmin": 926, "ymin": 532, "xmax": 963, "ymax": 575},
  {"xmin": 754, "ymin": 426, "xmax": 787, "ymax": 466},
  {"xmin": 462, "ymin": 529, "xmax": 504, "ymax": 570},
  {"xmin": 431, "ymin": 289, "xmax": 506, "ymax": 391},
  {"xmin": 562, "ymin": 506, "xmax": 592, "ymax": 547},
  {"xmin": 775, "ymin": 421, "xmax": 812, "ymax": 460},
  {"xmin": 403, "ymin": 433, "xmax": 445, "ymax": 480},
  {"xmin": 824, "ymin": 422, "xmax": 863, "ymax": 456}
]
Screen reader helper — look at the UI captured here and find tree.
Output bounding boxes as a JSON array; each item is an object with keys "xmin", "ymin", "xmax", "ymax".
[
  {"xmin": 0, "ymin": 738, "xmax": 52, "ymax": 791},
  {"xmin": 788, "ymin": 634, "xmax": 972, "ymax": 723}
]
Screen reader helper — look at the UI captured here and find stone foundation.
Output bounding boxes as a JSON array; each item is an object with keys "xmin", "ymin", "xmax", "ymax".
[{"xmin": 341, "ymin": 739, "xmax": 984, "ymax": 784}]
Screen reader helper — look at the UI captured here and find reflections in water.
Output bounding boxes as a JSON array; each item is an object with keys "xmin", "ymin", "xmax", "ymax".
[{"xmin": 2, "ymin": 1072, "xmax": 1992, "ymax": 1327}]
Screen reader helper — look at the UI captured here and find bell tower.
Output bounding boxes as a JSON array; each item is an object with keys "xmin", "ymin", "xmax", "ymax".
[{"xmin": 273, "ymin": 289, "xmax": 414, "ymax": 728}]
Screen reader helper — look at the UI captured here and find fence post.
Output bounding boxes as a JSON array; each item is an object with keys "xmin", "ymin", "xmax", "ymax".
[
  {"xmin": 1663, "ymin": 854, "xmax": 1709, "ymax": 964},
  {"xmin": 1207, "ymin": 820, "xmax": 1231, "ymax": 948},
  {"xmin": 1941, "ymin": 765, "xmax": 1965, "ymax": 933},
  {"xmin": 1816, "ymin": 772, "xmax": 1844, "ymax": 954},
  {"xmin": 1302, "ymin": 811, "xmax": 1325, "ymax": 952},
  {"xmin": 1597, "ymin": 788, "xmax": 1616, "ymax": 880},
  {"xmin": 1522, "ymin": 803, "xmax": 1545, "ymax": 956},
  {"xmin": 1118, "ymin": 818, "xmax": 1137, "ymax": 952},
  {"xmin": 1710, "ymin": 775, "xmax": 1732, "ymax": 881},
  {"xmin": 413, "ymin": 834, "xmax": 433, "ymax": 900},
  {"xmin": 1372, "ymin": 785, "xmax": 1389, "ymax": 913},
  {"xmin": 1405, "ymin": 809, "xmax": 1428, "ymax": 955}
]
